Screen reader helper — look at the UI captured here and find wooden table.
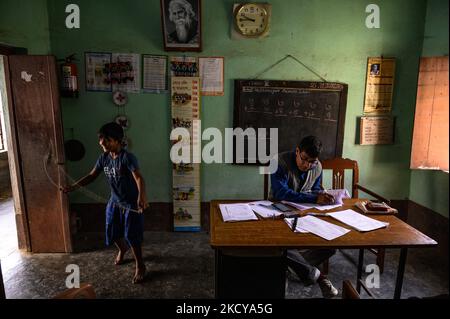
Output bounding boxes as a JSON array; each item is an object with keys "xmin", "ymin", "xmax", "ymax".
[{"xmin": 210, "ymin": 199, "xmax": 437, "ymax": 299}]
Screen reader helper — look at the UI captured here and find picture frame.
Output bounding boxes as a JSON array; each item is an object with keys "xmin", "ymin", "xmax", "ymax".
[{"xmin": 160, "ymin": 0, "xmax": 202, "ymax": 52}]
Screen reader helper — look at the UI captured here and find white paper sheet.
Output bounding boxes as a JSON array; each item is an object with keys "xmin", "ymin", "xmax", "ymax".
[
  {"xmin": 296, "ymin": 216, "xmax": 350, "ymax": 240},
  {"xmin": 282, "ymin": 201, "xmax": 342, "ymax": 211},
  {"xmin": 219, "ymin": 204, "xmax": 258, "ymax": 222},
  {"xmin": 326, "ymin": 209, "xmax": 389, "ymax": 232},
  {"xmin": 322, "ymin": 189, "xmax": 350, "ymax": 205},
  {"xmin": 284, "ymin": 218, "xmax": 309, "ymax": 233},
  {"xmin": 250, "ymin": 204, "xmax": 283, "ymax": 219},
  {"xmin": 298, "ymin": 203, "xmax": 343, "ymax": 211},
  {"xmin": 248, "ymin": 200, "xmax": 273, "ymax": 207},
  {"xmin": 281, "ymin": 201, "xmax": 310, "ymax": 211}
]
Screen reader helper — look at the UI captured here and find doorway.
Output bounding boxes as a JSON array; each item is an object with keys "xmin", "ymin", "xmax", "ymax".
[
  {"xmin": 0, "ymin": 52, "xmax": 72, "ymax": 254},
  {"xmin": 0, "ymin": 91, "xmax": 18, "ymax": 259}
]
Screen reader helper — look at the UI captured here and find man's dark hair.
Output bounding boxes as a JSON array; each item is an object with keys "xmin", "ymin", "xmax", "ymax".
[
  {"xmin": 98, "ymin": 122, "xmax": 124, "ymax": 142},
  {"xmin": 298, "ymin": 135, "xmax": 322, "ymax": 158}
]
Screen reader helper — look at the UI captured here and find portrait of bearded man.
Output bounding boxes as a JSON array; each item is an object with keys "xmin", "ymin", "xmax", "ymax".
[{"xmin": 166, "ymin": 0, "xmax": 200, "ymax": 44}]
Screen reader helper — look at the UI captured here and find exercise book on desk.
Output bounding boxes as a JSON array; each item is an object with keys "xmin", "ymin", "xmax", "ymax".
[
  {"xmin": 285, "ymin": 216, "xmax": 350, "ymax": 240},
  {"xmin": 326, "ymin": 209, "xmax": 389, "ymax": 232},
  {"xmin": 219, "ymin": 203, "xmax": 258, "ymax": 222}
]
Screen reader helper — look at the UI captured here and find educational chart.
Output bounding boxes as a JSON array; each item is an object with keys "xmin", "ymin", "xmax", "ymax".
[
  {"xmin": 359, "ymin": 116, "xmax": 394, "ymax": 145},
  {"xmin": 142, "ymin": 55, "xmax": 168, "ymax": 93},
  {"xmin": 170, "ymin": 56, "xmax": 199, "ymax": 77},
  {"xmin": 171, "ymin": 77, "xmax": 201, "ymax": 231},
  {"xmin": 110, "ymin": 53, "xmax": 141, "ymax": 93},
  {"xmin": 199, "ymin": 57, "xmax": 224, "ymax": 96},
  {"xmin": 85, "ymin": 52, "xmax": 112, "ymax": 92},
  {"xmin": 363, "ymin": 57, "xmax": 396, "ymax": 114}
]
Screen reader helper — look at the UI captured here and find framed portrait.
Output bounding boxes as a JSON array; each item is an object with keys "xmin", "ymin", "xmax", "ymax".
[{"xmin": 160, "ymin": 0, "xmax": 202, "ymax": 52}]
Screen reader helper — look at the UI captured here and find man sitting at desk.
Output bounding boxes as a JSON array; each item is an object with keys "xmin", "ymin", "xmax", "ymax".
[{"xmin": 270, "ymin": 135, "xmax": 338, "ymax": 298}]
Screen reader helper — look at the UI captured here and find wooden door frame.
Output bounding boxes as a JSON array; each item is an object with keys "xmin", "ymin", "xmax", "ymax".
[
  {"xmin": 2, "ymin": 52, "xmax": 74, "ymax": 253},
  {"xmin": 0, "ymin": 45, "xmax": 31, "ymax": 252}
]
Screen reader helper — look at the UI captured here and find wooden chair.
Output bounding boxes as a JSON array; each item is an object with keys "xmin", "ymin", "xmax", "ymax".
[
  {"xmin": 342, "ymin": 279, "xmax": 375, "ymax": 299},
  {"xmin": 53, "ymin": 283, "xmax": 96, "ymax": 299},
  {"xmin": 321, "ymin": 158, "xmax": 390, "ymax": 274}
]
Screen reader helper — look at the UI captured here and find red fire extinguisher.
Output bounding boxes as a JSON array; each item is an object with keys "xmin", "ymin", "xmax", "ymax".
[{"xmin": 60, "ymin": 54, "xmax": 79, "ymax": 98}]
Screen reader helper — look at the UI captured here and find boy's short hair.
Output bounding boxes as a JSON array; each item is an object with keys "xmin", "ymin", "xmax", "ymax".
[
  {"xmin": 98, "ymin": 122, "xmax": 124, "ymax": 142},
  {"xmin": 298, "ymin": 135, "xmax": 322, "ymax": 158}
]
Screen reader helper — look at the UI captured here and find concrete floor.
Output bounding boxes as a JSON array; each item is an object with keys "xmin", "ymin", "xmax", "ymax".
[
  {"xmin": 0, "ymin": 195, "xmax": 448, "ymax": 299},
  {"xmin": 1, "ymin": 230, "xmax": 448, "ymax": 299}
]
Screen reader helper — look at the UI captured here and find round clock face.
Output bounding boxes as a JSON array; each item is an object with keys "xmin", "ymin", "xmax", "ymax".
[{"xmin": 234, "ymin": 3, "xmax": 268, "ymax": 37}]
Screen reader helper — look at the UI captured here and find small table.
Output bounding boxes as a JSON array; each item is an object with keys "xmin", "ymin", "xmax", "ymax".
[{"xmin": 210, "ymin": 199, "xmax": 437, "ymax": 299}]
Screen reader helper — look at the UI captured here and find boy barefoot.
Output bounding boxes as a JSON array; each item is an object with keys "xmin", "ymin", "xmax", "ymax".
[{"xmin": 62, "ymin": 122, "xmax": 149, "ymax": 283}]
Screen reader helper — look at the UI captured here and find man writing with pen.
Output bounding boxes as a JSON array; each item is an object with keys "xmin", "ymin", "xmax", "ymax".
[{"xmin": 270, "ymin": 136, "xmax": 338, "ymax": 298}]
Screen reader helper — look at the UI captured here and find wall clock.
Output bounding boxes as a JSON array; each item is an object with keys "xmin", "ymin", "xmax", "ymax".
[{"xmin": 233, "ymin": 3, "xmax": 271, "ymax": 38}]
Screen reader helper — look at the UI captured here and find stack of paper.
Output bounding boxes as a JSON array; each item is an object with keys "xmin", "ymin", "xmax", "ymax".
[
  {"xmin": 355, "ymin": 201, "xmax": 398, "ymax": 215},
  {"xmin": 298, "ymin": 203, "xmax": 343, "ymax": 211},
  {"xmin": 285, "ymin": 216, "xmax": 350, "ymax": 240},
  {"xmin": 326, "ymin": 209, "xmax": 389, "ymax": 232},
  {"xmin": 281, "ymin": 201, "xmax": 309, "ymax": 211},
  {"xmin": 282, "ymin": 201, "xmax": 342, "ymax": 211},
  {"xmin": 250, "ymin": 203, "xmax": 283, "ymax": 218},
  {"xmin": 219, "ymin": 203, "xmax": 258, "ymax": 222}
]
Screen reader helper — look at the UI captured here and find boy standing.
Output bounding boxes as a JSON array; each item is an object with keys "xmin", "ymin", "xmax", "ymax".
[{"xmin": 63, "ymin": 122, "xmax": 149, "ymax": 284}]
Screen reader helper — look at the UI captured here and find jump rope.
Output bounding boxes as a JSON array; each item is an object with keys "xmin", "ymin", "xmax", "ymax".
[{"xmin": 43, "ymin": 146, "xmax": 142, "ymax": 214}]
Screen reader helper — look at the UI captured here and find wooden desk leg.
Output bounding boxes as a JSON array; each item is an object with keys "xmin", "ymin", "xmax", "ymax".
[
  {"xmin": 394, "ymin": 248, "xmax": 408, "ymax": 299},
  {"xmin": 356, "ymin": 249, "xmax": 364, "ymax": 293}
]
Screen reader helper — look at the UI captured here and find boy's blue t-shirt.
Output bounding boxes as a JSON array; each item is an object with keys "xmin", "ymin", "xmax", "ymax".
[{"xmin": 94, "ymin": 150, "xmax": 139, "ymax": 205}]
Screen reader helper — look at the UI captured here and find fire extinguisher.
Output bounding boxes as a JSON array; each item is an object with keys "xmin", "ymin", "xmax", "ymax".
[{"xmin": 59, "ymin": 54, "xmax": 79, "ymax": 98}]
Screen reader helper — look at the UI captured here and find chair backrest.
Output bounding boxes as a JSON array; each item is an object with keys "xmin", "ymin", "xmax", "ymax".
[
  {"xmin": 54, "ymin": 283, "xmax": 96, "ymax": 299},
  {"xmin": 321, "ymin": 157, "xmax": 359, "ymax": 198}
]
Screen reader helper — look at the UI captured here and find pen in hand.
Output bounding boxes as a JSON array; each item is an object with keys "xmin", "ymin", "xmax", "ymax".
[{"xmin": 319, "ymin": 188, "xmax": 335, "ymax": 204}]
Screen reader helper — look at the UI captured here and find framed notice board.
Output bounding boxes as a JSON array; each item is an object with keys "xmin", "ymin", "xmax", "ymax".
[{"xmin": 233, "ymin": 80, "xmax": 348, "ymax": 163}]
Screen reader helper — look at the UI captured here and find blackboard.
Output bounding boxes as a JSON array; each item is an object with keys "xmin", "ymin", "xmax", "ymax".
[{"xmin": 233, "ymin": 79, "xmax": 348, "ymax": 163}]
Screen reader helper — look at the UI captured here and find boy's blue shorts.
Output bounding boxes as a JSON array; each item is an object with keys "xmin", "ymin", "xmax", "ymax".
[{"xmin": 105, "ymin": 201, "xmax": 144, "ymax": 247}]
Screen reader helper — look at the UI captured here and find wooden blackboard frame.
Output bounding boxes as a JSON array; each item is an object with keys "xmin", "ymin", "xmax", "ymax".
[{"xmin": 233, "ymin": 79, "xmax": 348, "ymax": 164}]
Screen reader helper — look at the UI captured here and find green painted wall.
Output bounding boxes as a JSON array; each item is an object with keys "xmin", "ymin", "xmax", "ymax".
[
  {"xmin": 409, "ymin": 0, "xmax": 449, "ymax": 218},
  {"xmin": 44, "ymin": 0, "xmax": 429, "ymax": 203},
  {"xmin": 4, "ymin": 0, "xmax": 436, "ymax": 207},
  {"xmin": 422, "ymin": 0, "xmax": 449, "ymax": 56},
  {"xmin": 0, "ymin": 0, "xmax": 51, "ymax": 54}
]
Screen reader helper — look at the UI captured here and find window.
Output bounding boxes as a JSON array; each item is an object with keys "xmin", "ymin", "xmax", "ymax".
[{"xmin": 410, "ymin": 56, "xmax": 449, "ymax": 172}]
